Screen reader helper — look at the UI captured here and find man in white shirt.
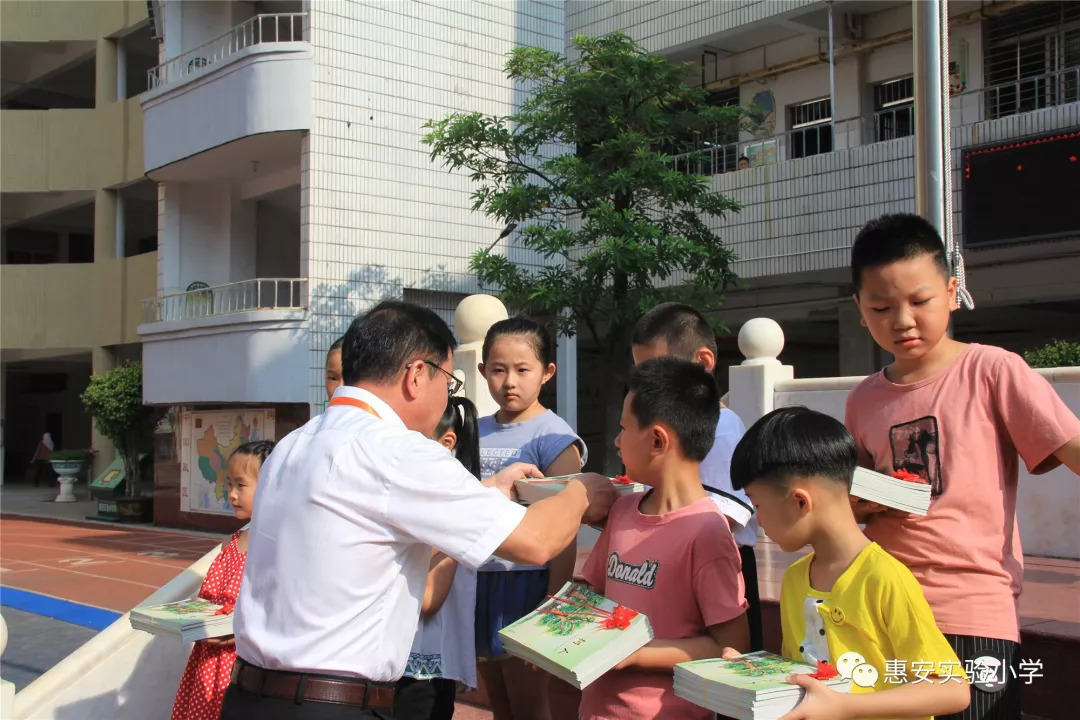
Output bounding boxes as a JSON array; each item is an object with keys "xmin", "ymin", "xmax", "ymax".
[
  {"xmin": 222, "ymin": 301, "xmax": 616, "ymax": 720},
  {"xmin": 631, "ymin": 302, "xmax": 764, "ymax": 651}
]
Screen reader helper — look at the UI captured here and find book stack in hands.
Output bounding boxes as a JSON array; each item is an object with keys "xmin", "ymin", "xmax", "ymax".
[
  {"xmin": 130, "ymin": 597, "xmax": 234, "ymax": 642},
  {"xmin": 498, "ymin": 582, "xmax": 653, "ymax": 689},
  {"xmin": 513, "ymin": 473, "xmax": 646, "ymax": 506},
  {"xmin": 849, "ymin": 466, "xmax": 932, "ymax": 515},
  {"xmin": 674, "ymin": 651, "xmax": 851, "ymax": 720}
]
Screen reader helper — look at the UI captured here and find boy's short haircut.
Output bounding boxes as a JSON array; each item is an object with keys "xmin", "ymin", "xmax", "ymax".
[
  {"xmin": 730, "ymin": 406, "xmax": 857, "ymax": 491},
  {"xmin": 328, "ymin": 335, "xmax": 344, "ymax": 355},
  {"xmin": 631, "ymin": 302, "xmax": 717, "ymax": 360},
  {"xmin": 627, "ymin": 357, "xmax": 719, "ymax": 462},
  {"xmin": 850, "ymin": 213, "xmax": 950, "ymax": 292}
]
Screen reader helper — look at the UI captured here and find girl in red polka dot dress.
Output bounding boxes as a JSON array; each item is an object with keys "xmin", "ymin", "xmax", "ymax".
[{"xmin": 170, "ymin": 440, "xmax": 275, "ymax": 720}]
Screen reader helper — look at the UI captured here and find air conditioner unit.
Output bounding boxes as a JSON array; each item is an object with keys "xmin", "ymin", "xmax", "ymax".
[{"xmin": 147, "ymin": 0, "xmax": 164, "ymax": 40}]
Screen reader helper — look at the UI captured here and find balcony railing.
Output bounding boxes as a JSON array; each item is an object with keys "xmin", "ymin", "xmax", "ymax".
[
  {"xmin": 147, "ymin": 13, "xmax": 307, "ymax": 91},
  {"xmin": 674, "ymin": 67, "xmax": 1080, "ymax": 175},
  {"xmin": 142, "ymin": 278, "xmax": 308, "ymax": 324}
]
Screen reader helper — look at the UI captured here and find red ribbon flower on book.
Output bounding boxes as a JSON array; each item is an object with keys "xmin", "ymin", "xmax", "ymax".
[
  {"xmin": 808, "ymin": 659, "xmax": 840, "ymax": 680},
  {"xmin": 538, "ymin": 589, "xmax": 639, "ymax": 633},
  {"xmin": 213, "ymin": 601, "xmax": 235, "ymax": 616},
  {"xmin": 891, "ymin": 469, "xmax": 927, "ymax": 484},
  {"xmin": 612, "ymin": 475, "xmax": 634, "ymax": 485}
]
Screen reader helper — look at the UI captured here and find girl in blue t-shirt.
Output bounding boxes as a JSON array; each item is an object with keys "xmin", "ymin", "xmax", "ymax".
[{"xmin": 477, "ymin": 316, "xmax": 587, "ymax": 720}]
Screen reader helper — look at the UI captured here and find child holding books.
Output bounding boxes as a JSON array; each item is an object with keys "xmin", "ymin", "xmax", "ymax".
[
  {"xmin": 582, "ymin": 357, "xmax": 749, "ymax": 720},
  {"xmin": 325, "ymin": 335, "xmax": 344, "ymax": 401},
  {"xmin": 396, "ymin": 396, "xmax": 483, "ymax": 720},
  {"xmin": 170, "ymin": 440, "xmax": 276, "ymax": 720},
  {"xmin": 729, "ymin": 406, "xmax": 969, "ymax": 720},
  {"xmin": 631, "ymin": 301, "xmax": 764, "ymax": 651},
  {"xmin": 476, "ymin": 316, "xmax": 587, "ymax": 720},
  {"xmin": 846, "ymin": 214, "xmax": 1080, "ymax": 720}
]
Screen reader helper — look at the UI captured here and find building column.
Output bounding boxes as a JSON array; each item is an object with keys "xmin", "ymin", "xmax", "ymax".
[
  {"xmin": 0, "ymin": 362, "xmax": 7, "ymax": 486},
  {"xmin": 838, "ymin": 302, "xmax": 881, "ymax": 376},
  {"xmin": 90, "ymin": 346, "xmax": 117, "ymax": 479},
  {"xmin": 95, "ymin": 37, "xmax": 118, "ymax": 109},
  {"xmin": 95, "ymin": 188, "xmax": 117, "ymax": 262}
]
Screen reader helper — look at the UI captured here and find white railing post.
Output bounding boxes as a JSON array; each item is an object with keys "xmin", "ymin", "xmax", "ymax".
[
  {"xmin": 453, "ymin": 295, "xmax": 508, "ymax": 418},
  {"xmin": 1, "ymin": 613, "xmax": 13, "ymax": 719},
  {"xmin": 727, "ymin": 318, "xmax": 794, "ymax": 428}
]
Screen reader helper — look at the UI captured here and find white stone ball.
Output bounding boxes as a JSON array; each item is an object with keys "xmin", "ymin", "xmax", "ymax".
[
  {"xmin": 738, "ymin": 318, "xmax": 785, "ymax": 365},
  {"xmin": 0, "ymin": 612, "xmax": 7, "ymax": 656},
  {"xmin": 454, "ymin": 294, "xmax": 509, "ymax": 343}
]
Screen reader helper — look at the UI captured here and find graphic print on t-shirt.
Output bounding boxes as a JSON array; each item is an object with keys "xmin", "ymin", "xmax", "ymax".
[
  {"xmin": 479, "ymin": 447, "xmax": 522, "ymax": 478},
  {"xmin": 888, "ymin": 416, "xmax": 943, "ymax": 496},
  {"xmin": 606, "ymin": 551, "xmax": 659, "ymax": 589}
]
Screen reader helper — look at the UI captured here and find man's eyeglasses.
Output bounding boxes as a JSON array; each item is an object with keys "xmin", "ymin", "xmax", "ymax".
[{"xmin": 408, "ymin": 360, "xmax": 463, "ymax": 396}]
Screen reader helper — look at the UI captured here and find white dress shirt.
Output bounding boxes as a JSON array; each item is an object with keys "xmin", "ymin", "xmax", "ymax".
[
  {"xmin": 699, "ymin": 408, "xmax": 759, "ymax": 547},
  {"xmin": 234, "ymin": 386, "xmax": 526, "ymax": 681}
]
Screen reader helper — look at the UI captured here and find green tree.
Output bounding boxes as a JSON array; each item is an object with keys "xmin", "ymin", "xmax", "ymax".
[
  {"xmin": 1023, "ymin": 339, "xmax": 1080, "ymax": 368},
  {"xmin": 423, "ymin": 33, "xmax": 741, "ymax": 473},
  {"xmin": 81, "ymin": 361, "xmax": 156, "ymax": 498}
]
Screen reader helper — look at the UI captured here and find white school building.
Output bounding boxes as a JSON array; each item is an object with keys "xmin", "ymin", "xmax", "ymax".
[{"xmin": 129, "ymin": 0, "xmax": 1079, "ymax": 529}]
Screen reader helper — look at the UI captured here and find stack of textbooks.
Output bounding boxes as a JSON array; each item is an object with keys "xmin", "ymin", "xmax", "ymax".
[
  {"xmin": 129, "ymin": 597, "xmax": 234, "ymax": 642},
  {"xmin": 513, "ymin": 474, "xmax": 646, "ymax": 506},
  {"xmin": 498, "ymin": 582, "xmax": 653, "ymax": 689},
  {"xmin": 849, "ymin": 466, "xmax": 932, "ymax": 515},
  {"xmin": 674, "ymin": 651, "xmax": 851, "ymax": 720}
]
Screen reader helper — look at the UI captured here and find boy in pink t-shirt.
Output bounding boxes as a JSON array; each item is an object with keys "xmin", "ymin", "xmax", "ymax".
[
  {"xmin": 845, "ymin": 213, "xmax": 1080, "ymax": 720},
  {"xmin": 581, "ymin": 357, "xmax": 749, "ymax": 720}
]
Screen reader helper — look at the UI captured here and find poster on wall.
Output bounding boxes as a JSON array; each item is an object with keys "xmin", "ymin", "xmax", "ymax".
[
  {"xmin": 744, "ymin": 139, "xmax": 778, "ymax": 166},
  {"xmin": 180, "ymin": 409, "xmax": 275, "ymax": 515}
]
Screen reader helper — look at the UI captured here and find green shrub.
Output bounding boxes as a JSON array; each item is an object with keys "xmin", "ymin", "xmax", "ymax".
[
  {"xmin": 50, "ymin": 450, "xmax": 91, "ymax": 462},
  {"xmin": 1023, "ymin": 340, "xmax": 1080, "ymax": 369}
]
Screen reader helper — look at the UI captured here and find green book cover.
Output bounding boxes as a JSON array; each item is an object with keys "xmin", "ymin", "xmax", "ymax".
[
  {"xmin": 498, "ymin": 582, "xmax": 652, "ymax": 670},
  {"xmin": 677, "ymin": 651, "xmax": 844, "ymax": 692},
  {"xmin": 131, "ymin": 597, "xmax": 226, "ymax": 630}
]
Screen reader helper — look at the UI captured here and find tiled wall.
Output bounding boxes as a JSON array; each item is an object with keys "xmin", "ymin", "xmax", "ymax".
[
  {"xmin": 304, "ymin": 0, "xmax": 565, "ymax": 411},
  {"xmin": 692, "ymin": 102, "xmax": 1080, "ymax": 281},
  {"xmin": 566, "ymin": 0, "xmax": 819, "ymax": 53}
]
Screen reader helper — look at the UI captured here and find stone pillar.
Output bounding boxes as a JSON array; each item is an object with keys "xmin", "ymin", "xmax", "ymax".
[
  {"xmin": 838, "ymin": 302, "xmax": 882, "ymax": 376},
  {"xmin": 452, "ymin": 295, "xmax": 508, "ymax": 418},
  {"xmin": 95, "ymin": 188, "xmax": 117, "ymax": 262},
  {"xmin": 90, "ymin": 346, "xmax": 117, "ymax": 479},
  {"xmin": 727, "ymin": 318, "xmax": 794, "ymax": 428},
  {"xmin": 95, "ymin": 37, "xmax": 118, "ymax": 109}
]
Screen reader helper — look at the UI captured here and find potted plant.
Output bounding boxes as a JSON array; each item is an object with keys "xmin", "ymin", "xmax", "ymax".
[
  {"xmin": 80, "ymin": 361, "xmax": 158, "ymax": 522},
  {"xmin": 48, "ymin": 449, "xmax": 93, "ymax": 503}
]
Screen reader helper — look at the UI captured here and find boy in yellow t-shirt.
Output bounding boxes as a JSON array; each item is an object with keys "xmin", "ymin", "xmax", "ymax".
[{"xmin": 726, "ymin": 407, "xmax": 969, "ymax": 720}]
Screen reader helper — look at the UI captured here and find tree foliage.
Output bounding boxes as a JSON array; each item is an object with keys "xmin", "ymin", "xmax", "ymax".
[
  {"xmin": 81, "ymin": 361, "xmax": 156, "ymax": 497},
  {"xmin": 423, "ymin": 33, "xmax": 743, "ymax": 471},
  {"xmin": 1024, "ymin": 339, "xmax": 1080, "ymax": 368}
]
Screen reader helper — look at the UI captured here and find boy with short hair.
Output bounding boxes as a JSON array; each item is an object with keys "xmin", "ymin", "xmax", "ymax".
[
  {"xmin": 581, "ymin": 357, "xmax": 750, "ymax": 719},
  {"xmin": 631, "ymin": 302, "xmax": 764, "ymax": 651},
  {"xmin": 730, "ymin": 406, "xmax": 970, "ymax": 720},
  {"xmin": 846, "ymin": 213, "xmax": 1080, "ymax": 720}
]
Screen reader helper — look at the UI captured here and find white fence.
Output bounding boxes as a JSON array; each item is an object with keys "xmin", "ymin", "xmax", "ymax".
[
  {"xmin": 147, "ymin": 13, "xmax": 307, "ymax": 90},
  {"xmin": 142, "ymin": 278, "xmax": 308, "ymax": 324}
]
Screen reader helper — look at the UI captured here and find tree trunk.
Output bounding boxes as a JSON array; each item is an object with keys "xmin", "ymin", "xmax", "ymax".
[
  {"xmin": 601, "ymin": 322, "xmax": 632, "ymax": 476},
  {"xmin": 123, "ymin": 444, "xmax": 140, "ymax": 499}
]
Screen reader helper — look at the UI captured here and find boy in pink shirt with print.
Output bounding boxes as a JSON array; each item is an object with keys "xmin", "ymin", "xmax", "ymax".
[
  {"xmin": 845, "ymin": 213, "xmax": 1080, "ymax": 720},
  {"xmin": 581, "ymin": 357, "xmax": 750, "ymax": 720}
]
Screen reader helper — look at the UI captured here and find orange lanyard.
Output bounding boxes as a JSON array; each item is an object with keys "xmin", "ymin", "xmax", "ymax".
[{"xmin": 327, "ymin": 396, "xmax": 381, "ymax": 418}]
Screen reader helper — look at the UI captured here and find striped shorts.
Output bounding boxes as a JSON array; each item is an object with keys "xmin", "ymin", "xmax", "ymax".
[{"xmin": 939, "ymin": 634, "xmax": 1021, "ymax": 720}]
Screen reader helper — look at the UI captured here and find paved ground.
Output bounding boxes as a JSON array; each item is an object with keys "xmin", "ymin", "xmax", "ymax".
[{"xmin": 0, "ymin": 607, "xmax": 97, "ymax": 692}]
